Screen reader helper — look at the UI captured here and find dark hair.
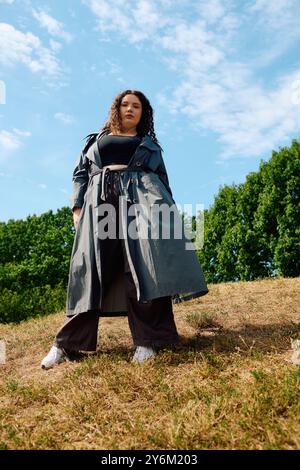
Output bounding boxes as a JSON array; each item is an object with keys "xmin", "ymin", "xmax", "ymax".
[{"xmin": 99, "ymin": 89, "xmax": 162, "ymax": 149}]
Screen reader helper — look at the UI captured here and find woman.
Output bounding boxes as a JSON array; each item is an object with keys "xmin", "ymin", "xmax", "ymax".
[{"xmin": 41, "ymin": 89, "xmax": 208, "ymax": 369}]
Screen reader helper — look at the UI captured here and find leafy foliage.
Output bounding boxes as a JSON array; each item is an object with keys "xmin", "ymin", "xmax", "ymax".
[
  {"xmin": 198, "ymin": 139, "xmax": 300, "ymax": 282},
  {"xmin": 0, "ymin": 207, "xmax": 74, "ymax": 323}
]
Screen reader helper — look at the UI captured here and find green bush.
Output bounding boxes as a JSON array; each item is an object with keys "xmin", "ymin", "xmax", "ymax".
[
  {"xmin": 0, "ymin": 283, "xmax": 66, "ymax": 324},
  {"xmin": 0, "ymin": 207, "xmax": 73, "ymax": 323}
]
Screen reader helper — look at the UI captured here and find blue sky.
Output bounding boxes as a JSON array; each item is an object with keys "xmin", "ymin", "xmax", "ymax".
[{"xmin": 1, "ymin": 0, "xmax": 300, "ymax": 222}]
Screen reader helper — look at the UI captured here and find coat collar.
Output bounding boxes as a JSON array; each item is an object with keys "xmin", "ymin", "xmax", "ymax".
[{"xmin": 140, "ymin": 135, "xmax": 161, "ymax": 151}]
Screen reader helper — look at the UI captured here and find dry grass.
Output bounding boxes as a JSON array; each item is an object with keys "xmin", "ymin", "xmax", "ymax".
[{"xmin": 0, "ymin": 276, "xmax": 300, "ymax": 450}]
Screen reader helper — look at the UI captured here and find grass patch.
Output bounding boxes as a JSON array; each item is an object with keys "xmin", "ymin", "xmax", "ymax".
[
  {"xmin": 185, "ymin": 311, "xmax": 220, "ymax": 329},
  {"xmin": 0, "ymin": 276, "xmax": 299, "ymax": 449}
]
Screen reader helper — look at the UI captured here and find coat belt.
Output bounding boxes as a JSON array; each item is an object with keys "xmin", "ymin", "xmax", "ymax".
[{"xmin": 89, "ymin": 167, "xmax": 145, "ymax": 204}]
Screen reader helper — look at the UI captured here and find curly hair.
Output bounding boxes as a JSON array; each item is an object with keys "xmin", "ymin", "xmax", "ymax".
[{"xmin": 99, "ymin": 89, "xmax": 162, "ymax": 150}]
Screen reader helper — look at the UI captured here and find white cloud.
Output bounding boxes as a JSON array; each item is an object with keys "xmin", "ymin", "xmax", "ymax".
[
  {"xmin": 0, "ymin": 128, "xmax": 31, "ymax": 161},
  {"xmin": 158, "ymin": 67, "xmax": 300, "ymax": 161},
  {"xmin": 105, "ymin": 59, "xmax": 122, "ymax": 75},
  {"xmin": 82, "ymin": 0, "xmax": 170, "ymax": 43},
  {"xmin": 160, "ymin": 20, "xmax": 224, "ymax": 72},
  {"xmin": 195, "ymin": 0, "xmax": 225, "ymax": 24},
  {"xmin": 0, "ymin": 0, "xmax": 15, "ymax": 3},
  {"xmin": 87, "ymin": 59, "xmax": 124, "ymax": 79},
  {"xmin": 83, "ymin": 0, "xmax": 300, "ymax": 160},
  {"xmin": 13, "ymin": 128, "xmax": 32, "ymax": 137},
  {"xmin": 0, "ymin": 80, "xmax": 5, "ymax": 104},
  {"xmin": 54, "ymin": 112, "xmax": 75, "ymax": 125},
  {"xmin": 0, "ymin": 23, "xmax": 61, "ymax": 76},
  {"xmin": 38, "ymin": 183, "xmax": 47, "ymax": 189},
  {"xmin": 32, "ymin": 9, "xmax": 73, "ymax": 43},
  {"xmin": 248, "ymin": 0, "xmax": 298, "ymax": 29},
  {"xmin": 49, "ymin": 39, "xmax": 62, "ymax": 52},
  {"xmin": 246, "ymin": 0, "xmax": 300, "ymax": 66}
]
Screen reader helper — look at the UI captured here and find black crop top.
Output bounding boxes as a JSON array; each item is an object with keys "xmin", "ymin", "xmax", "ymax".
[{"xmin": 97, "ymin": 134, "xmax": 142, "ymax": 166}]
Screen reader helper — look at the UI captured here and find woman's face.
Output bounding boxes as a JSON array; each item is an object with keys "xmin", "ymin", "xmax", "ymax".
[{"xmin": 119, "ymin": 94, "xmax": 142, "ymax": 133}]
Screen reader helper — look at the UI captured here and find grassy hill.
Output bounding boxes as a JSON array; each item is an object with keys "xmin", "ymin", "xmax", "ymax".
[{"xmin": 0, "ymin": 276, "xmax": 299, "ymax": 450}]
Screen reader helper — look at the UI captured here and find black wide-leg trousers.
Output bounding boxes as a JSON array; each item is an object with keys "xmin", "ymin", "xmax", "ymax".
[{"xmin": 55, "ymin": 170, "xmax": 179, "ymax": 352}]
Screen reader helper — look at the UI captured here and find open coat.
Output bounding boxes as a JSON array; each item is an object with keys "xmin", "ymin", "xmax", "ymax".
[{"xmin": 66, "ymin": 131, "xmax": 209, "ymax": 317}]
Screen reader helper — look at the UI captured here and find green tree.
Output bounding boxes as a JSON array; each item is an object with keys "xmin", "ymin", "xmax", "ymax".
[
  {"xmin": 0, "ymin": 207, "xmax": 74, "ymax": 323},
  {"xmin": 198, "ymin": 139, "xmax": 300, "ymax": 282}
]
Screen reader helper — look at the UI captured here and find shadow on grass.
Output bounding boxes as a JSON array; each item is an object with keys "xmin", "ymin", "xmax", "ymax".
[
  {"xmin": 172, "ymin": 321, "xmax": 300, "ymax": 358},
  {"xmin": 65, "ymin": 321, "xmax": 300, "ymax": 366},
  {"xmin": 67, "ymin": 344, "xmax": 133, "ymax": 363}
]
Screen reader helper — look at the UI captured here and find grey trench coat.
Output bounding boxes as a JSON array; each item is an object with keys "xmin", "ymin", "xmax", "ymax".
[{"xmin": 66, "ymin": 131, "xmax": 209, "ymax": 317}]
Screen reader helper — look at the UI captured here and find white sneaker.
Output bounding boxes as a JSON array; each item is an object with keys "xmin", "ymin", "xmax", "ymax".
[
  {"xmin": 40, "ymin": 345, "xmax": 69, "ymax": 370},
  {"xmin": 132, "ymin": 346, "xmax": 157, "ymax": 363}
]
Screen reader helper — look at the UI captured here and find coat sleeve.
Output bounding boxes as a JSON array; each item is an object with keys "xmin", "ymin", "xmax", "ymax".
[
  {"xmin": 155, "ymin": 150, "xmax": 174, "ymax": 199},
  {"xmin": 71, "ymin": 149, "xmax": 89, "ymax": 211},
  {"xmin": 70, "ymin": 134, "xmax": 97, "ymax": 211}
]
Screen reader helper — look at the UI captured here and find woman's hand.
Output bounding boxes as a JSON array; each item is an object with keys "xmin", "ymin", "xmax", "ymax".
[{"xmin": 73, "ymin": 207, "xmax": 81, "ymax": 229}]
